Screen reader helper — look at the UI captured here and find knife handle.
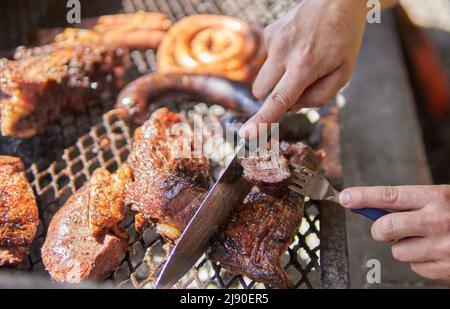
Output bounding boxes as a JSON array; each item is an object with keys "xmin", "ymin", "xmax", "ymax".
[{"xmin": 351, "ymin": 208, "xmax": 389, "ymax": 221}]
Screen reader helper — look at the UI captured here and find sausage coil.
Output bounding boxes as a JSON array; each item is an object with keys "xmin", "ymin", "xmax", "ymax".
[{"xmin": 156, "ymin": 15, "xmax": 266, "ymax": 83}]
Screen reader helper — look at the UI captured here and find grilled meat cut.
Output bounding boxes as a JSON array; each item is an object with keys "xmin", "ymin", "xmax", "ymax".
[
  {"xmin": 0, "ymin": 29, "xmax": 126, "ymax": 138},
  {"xmin": 239, "ymin": 144, "xmax": 292, "ymax": 197},
  {"xmin": 0, "ymin": 156, "xmax": 39, "ymax": 266},
  {"xmin": 42, "ymin": 167, "xmax": 131, "ymax": 283},
  {"xmin": 209, "ymin": 142, "xmax": 324, "ymax": 288},
  {"xmin": 125, "ymin": 108, "xmax": 211, "ymax": 240}
]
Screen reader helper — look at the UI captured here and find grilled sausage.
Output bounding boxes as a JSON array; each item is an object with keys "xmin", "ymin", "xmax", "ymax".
[
  {"xmin": 115, "ymin": 74, "xmax": 261, "ymax": 125},
  {"xmin": 156, "ymin": 15, "xmax": 266, "ymax": 82}
]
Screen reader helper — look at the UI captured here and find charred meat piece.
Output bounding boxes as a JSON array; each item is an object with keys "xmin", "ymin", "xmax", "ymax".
[
  {"xmin": 239, "ymin": 144, "xmax": 292, "ymax": 197},
  {"xmin": 209, "ymin": 143, "xmax": 324, "ymax": 288},
  {"xmin": 209, "ymin": 189, "xmax": 302, "ymax": 288},
  {"xmin": 0, "ymin": 29, "xmax": 126, "ymax": 138},
  {"xmin": 125, "ymin": 108, "xmax": 211, "ymax": 240},
  {"xmin": 42, "ymin": 167, "xmax": 130, "ymax": 283},
  {"xmin": 0, "ymin": 156, "xmax": 39, "ymax": 267}
]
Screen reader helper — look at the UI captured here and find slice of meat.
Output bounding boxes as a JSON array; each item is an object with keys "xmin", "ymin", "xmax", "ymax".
[
  {"xmin": 209, "ymin": 142, "xmax": 324, "ymax": 288},
  {"xmin": 125, "ymin": 108, "xmax": 211, "ymax": 240},
  {"xmin": 0, "ymin": 29, "xmax": 126, "ymax": 138},
  {"xmin": 239, "ymin": 144, "xmax": 292, "ymax": 197},
  {"xmin": 0, "ymin": 156, "xmax": 39, "ymax": 267},
  {"xmin": 42, "ymin": 167, "xmax": 130, "ymax": 283}
]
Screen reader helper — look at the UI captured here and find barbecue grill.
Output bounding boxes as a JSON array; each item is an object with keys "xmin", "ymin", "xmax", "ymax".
[{"xmin": 0, "ymin": 0, "xmax": 349, "ymax": 289}]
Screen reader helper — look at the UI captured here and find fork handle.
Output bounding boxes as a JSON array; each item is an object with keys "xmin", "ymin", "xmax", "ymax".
[{"xmin": 351, "ymin": 208, "xmax": 389, "ymax": 221}]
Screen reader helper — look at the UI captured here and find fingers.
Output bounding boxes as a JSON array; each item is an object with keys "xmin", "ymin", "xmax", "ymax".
[
  {"xmin": 339, "ymin": 186, "xmax": 443, "ymax": 211},
  {"xmin": 391, "ymin": 237, "xmax": 434, "ymax": 263},
  {"xmin": 410, "ymin": 261, "xmax": 450, "ymax": 282},
  {"xmin": 252, "ymin": 55, "xmax": 285, "ymax": 100},
  {"xmin": 241, "ymin": 67, "xmax": 313, "ymax": 140},
  {"xmin": 291, "ymin": 65, "xmax": 348, "ymax": 111},
  {"xmin": 371, "ymin": 211, "xmax": 428, "ymax": 242}
]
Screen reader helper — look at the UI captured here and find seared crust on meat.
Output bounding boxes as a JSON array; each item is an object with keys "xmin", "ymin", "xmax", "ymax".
[
  {"xmin": 209, "ymin": 143, "xmax": 324, "ymax": 288},
  {"xmin": 0, "ymin": 156, "xmax": 39, "ymax": 266},
  {"xmin": 42, "ymin": 167, "xmax": 129, "ymax": 283},
  {"xmin": 0, "ymin": 29, "xmax": 126, "ymax": 138},
  {"xmin": 88, "ymin": 165, "xmax": 132, "ymax": 239},
  {"xmin": 125, "ymin": 108, "xmax": 211, "ymax": 240},
  {"xmin": 209, "ymin": 189, "xmax": 302, "ymax": 288}
]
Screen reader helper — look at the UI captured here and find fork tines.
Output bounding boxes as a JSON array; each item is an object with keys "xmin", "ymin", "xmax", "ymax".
[{"xmin": 288, "ymin": 163, "xmax": 314, "ymax": 196}]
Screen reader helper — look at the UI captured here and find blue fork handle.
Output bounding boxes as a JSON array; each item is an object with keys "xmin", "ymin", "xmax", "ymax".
[{"xmin": 351, "ymin": 208, "xmax": 390, "ymax": 221}]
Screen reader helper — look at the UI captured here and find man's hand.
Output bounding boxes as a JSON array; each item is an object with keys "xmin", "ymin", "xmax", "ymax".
[
  {"xmin": 240, "ymin": 0, "xmax": 367, "ymax": 139},
  {"xmin": 339, "ymin": 185, "xmax": 450, "ymax": 284}
]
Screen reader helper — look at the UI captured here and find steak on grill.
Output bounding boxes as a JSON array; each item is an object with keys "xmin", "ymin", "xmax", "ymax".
[
  {"xmin": 125, "ymin": 108, "xmax": 211, "ymax": 240},
  {"xmin": 0, "ymin": 156, "xmax": 39, "ymax": 267},
  {"xmin": 42, "ymin": 167, "xmax": 131, "ymax": 283},
  {"xmin": 0, "ymin": 29, "xmax": 126, "ymax": 138},
  {"xmin": 209, "ymin": 142, "xmax": 324, "ymax": 288}
]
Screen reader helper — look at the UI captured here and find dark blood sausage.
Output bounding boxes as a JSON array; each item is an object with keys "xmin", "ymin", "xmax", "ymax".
[
  {"xmin": 209, "ymin": 142, "xmax": 325, "ymax": 288},
  {"xmin": 0, "ymin": 156, "xmax": 39, "ymax": 267},
  {"xmin": 115, "ymin": 74, "xmax": 261, "ymax": 125}
]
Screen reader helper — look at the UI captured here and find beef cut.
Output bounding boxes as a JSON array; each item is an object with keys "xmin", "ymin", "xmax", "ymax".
[
  {"xmin": 0, "ymin": 29, "xmax": 126, "ymax": 138},
  {"xmin": 239, "ymin": 143, "xmax": 292, "ymax": 197},
  {"xmin": 0, "ymin": 156, "xmax": 39, "ymax": 266},
  {"xmin": 209, "ymin": 142, "xmax": 324, "ymax": 288},
  {"xmin": 42, "ymin": 167, "xmax": 131, "ymax": 283},
  {"xmin": 125, "ymin": 108, "xmax": 211, "ymax": 240}
]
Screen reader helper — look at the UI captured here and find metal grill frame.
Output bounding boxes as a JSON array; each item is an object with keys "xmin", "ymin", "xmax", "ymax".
[{"xmin": 0, "ymin": 0, "xmax": 349, "ymax": 289}]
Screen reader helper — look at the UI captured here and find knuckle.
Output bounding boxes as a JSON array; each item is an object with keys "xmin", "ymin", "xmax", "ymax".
[
  {"xmin": 270, "ymin": 90, "xmax": 291, "ymax": 110},
  {"xmin": 381, "ymin": 186, "xmax": 399, "ymax": 205},
  {"xmin": 272, "ymin": 37, "xmax": 289, "ymax": 54},
  {"xmin": 297, "ymin": 48, "xmax": 315, "ymax": 67}
]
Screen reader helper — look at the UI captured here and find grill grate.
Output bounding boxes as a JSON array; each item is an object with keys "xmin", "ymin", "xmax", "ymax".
[
  {"xmin": 0, "ymin": 0, "xmax": 348, "ymax": 289},
  {"xmin": 24, "ymin": 104, "xmax": 322, "ymax": 289}
]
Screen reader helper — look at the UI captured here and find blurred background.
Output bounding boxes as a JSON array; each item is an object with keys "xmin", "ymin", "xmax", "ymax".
[{"xmin": 343, "ymin": 0, "xmax": 450, "ymax": 288}]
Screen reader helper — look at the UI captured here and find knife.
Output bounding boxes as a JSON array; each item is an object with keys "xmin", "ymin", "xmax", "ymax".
[{"xmin": 155, "ymin": 142, "xmax": 253, "ymax": 288}]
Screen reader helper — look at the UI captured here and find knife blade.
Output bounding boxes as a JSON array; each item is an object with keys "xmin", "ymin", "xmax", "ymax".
[{"xmin": 155, "ymin": 144, "xmax": 252, "ymax": 288}]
